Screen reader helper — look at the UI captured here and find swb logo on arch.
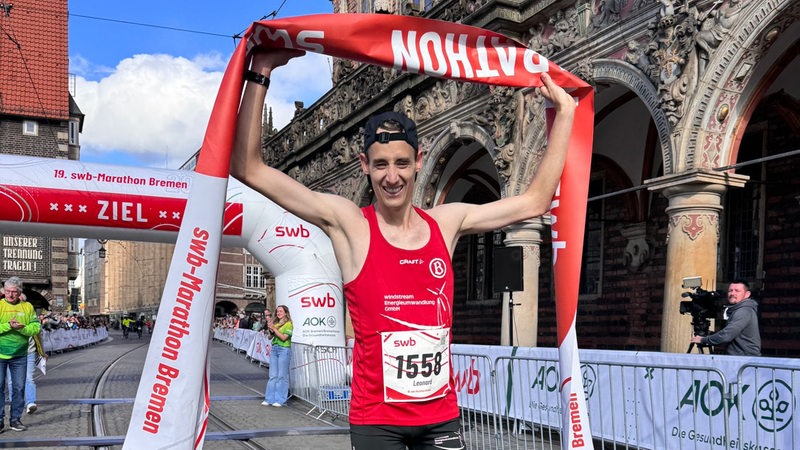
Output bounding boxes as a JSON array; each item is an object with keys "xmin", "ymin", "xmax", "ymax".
[
  {"xmin": 301, "ymin": 292, "xmax": 337, "ymax": 308},
  {"xmin": 275, "ymin": 223, "xmax": 310, "ymax": 238}
]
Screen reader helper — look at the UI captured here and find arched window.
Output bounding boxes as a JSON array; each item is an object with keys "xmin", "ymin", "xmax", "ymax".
[
  {"xmin": 580, "ymin": 175, "xmax": 605, "ymax": 296},
  {"xmin": 723, "ymin": 126, "xmax": 764, "ymax": 283}
]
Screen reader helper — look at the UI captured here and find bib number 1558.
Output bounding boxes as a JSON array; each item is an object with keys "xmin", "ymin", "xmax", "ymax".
[{"xmin": 395, "ymin": 352, "xmax": 443, "ymax": 379}]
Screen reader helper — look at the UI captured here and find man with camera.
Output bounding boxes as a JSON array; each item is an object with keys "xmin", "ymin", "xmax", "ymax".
[{"xmin": 690, "ymin": 279, "xmax": 761, "ymax": 356}]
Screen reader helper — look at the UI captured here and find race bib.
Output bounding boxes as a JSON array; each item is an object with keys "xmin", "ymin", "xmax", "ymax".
[{"xmin": 381, "ymin": 328, "xmax": 450, "ymax": 402}]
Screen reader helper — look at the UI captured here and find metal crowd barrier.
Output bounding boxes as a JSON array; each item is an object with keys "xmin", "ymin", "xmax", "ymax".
[
  {"xmin": 288, "ymin": 343, "xmax": 317, "ymax": 415},
  {"xmin": 214, "ymin": 330, "xmax": 800, "ymax": 450},
  {"xmin": 212, "ymin": 327, "xmax": 271, "ymax": 365},
  {"xmin": 451, "ymin": 352, "xmax": 503, "ymax": 449},
  {"xmin": 734, "ymin": 362, "xmax": 800, "ymax": 450},
  {"xmin": 41, "ymin": 326, "xmax": 109, "ymax": 354},
  {"xmin": 289, "ymin": 343, "xmax": 351, "ymax": 422},
  {"xmin": 491, "ymin": 356, "xmax": 729, "ymax": 450}
]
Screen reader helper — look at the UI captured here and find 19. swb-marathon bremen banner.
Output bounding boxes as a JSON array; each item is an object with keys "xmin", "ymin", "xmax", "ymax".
[{"xmin": 121, "ymin": 14, "xmax": 595, "ymax": 449}]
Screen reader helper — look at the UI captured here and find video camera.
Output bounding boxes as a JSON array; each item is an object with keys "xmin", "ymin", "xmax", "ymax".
[{"xmin": 679, "ymin": 276, "xmax": 723, "ymax": 336}]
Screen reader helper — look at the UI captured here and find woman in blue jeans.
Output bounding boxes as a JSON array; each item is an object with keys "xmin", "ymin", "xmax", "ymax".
[{"xmin": 262, "ymin": 305, "xmax": 293, "ymax": 407}]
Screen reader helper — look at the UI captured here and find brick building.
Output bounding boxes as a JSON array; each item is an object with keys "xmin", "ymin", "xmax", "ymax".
[
  {"xmin": 83, "ymin": 238, "xmax": 273, "ymax": 322},
  {"xmin": 0, "ymin": 0, "xmax": 82, "ymax": 310}
]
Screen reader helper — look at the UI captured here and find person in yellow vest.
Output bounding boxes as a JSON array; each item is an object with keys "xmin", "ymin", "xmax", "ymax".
[
  {"xmin": 0, "ymin": 277, "xmax": 40, "ymax": 432},
  {"xmin": 121, "ymin": 317, "xmax": 132, "ymax": 338},
  {"xmin": 4, "ymin": 291, "xmax": 46, "ymax": 415}
]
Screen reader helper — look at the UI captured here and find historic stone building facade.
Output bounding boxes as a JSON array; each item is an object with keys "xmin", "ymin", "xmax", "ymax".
[
  {"xmin": 261, "ymin": 0, "xmax": 799, "ymax": 355},
  {"xmin": 0, "ymin": 0, "xmax": 82, "ymax": 311}
]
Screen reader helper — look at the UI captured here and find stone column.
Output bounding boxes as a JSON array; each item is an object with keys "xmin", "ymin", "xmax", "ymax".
[
  {"xmin": 646, "ymin": 171, "xmax": 747, "ymax": 353},
  {"xmin": 501, "ymin": 218, "xmax": 546, "ymax": 347}
]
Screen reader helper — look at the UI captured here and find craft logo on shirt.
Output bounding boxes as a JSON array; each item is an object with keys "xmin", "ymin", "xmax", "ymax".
[
  {"xmin": 429, "ymin": 258, "xmax": 447, "ymax": 279},
  {"xmin": 400, "ymin": 258, "xmax": 424, "ymax": 265}
]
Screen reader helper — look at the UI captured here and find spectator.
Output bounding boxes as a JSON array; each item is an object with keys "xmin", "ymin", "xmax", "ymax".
[
  {"xmin": 262, "ymin": 305, "xmax": 293, "ymax": 407},
  {"xmin": 238, "ymin": 313, "xmax": 252, "ymax": 330},
  {"xmin": 691, "ymin": 279, "xmax": 761, "ymax": 356},
  {"xmin": 251, "ymin": 314, "xmax": 263, "ymax": 332},
  {"xmin": 0, "ymin": 277, "xmax": 40, "ymax": 431},
  {"xmin": 260, "ymin": 310, "xmax": 273, "ymax": 338},
  {"xmin": 41, "ymin": 312, "xmax": 60, "ymax": 331}
]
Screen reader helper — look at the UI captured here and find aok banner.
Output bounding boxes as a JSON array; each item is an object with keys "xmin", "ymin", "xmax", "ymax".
[{"xmin": 452, "ymin": 344, "xmax": 798, "ymax": 449}]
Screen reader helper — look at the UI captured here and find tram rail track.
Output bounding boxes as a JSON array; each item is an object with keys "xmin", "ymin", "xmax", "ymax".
[
  {"xmin": 91, "ymin": 342, "xmax": 148, "ymax": 449},
  {"xmin": 0, "ymin": 334, "xmax": 348, "ymax": 449}
]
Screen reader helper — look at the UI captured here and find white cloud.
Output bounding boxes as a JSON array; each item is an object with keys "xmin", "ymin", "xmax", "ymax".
[{"xmin": 72, "ymin": 52, "xmax": 331, "ymax": 169}]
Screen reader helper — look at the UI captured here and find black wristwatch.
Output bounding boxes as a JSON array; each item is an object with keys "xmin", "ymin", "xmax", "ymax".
[{"xmin": 244, "ymin": 70, "xmax": 270, "ymax": 88}]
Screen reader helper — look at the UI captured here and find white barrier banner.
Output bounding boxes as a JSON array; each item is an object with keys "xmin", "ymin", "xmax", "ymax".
[
  {"xmin": 214, "ymin": 327, "xmax": 234, "ymax": 345},
  {"xmin": 234, "ymin": 328, "xmax": 256, "ymax": 353},
  {"xmin": 41, "ymin": 331, "xmax": 53, "ymax": 353},
  {"xmin": 50, "ymin": 329, "xmax": 64, "ymax": 350},
  {"xmin": 452, "ymin": 344, "xmax": 799, "ymax": 449},
  {"xmin": 39, "ymin": 327, "xmax": 108, "ymax": 353},
  {"xmin": 247, "ymin": 332, "xmax": 272, "ymax": 364}
]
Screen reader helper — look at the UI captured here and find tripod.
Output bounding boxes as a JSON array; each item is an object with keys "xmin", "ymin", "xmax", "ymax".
[
  {"xmin": 686, "ymin": 316, "xmax": 711, "ymax": 354},
  {"xmin": 686, "ymin": 341, "xmax": 707, "ymax": 354}
]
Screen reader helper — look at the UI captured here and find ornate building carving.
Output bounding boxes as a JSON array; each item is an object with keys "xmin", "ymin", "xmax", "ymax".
[{"xmin": 259, "ymin": 0, "xmax": 799, "ymax": 355}]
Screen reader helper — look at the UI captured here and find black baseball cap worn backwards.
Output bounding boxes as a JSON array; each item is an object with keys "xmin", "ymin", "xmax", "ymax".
[{"xmin": 363, "ymin": 111, "xmax": 419, "ymax": 153}]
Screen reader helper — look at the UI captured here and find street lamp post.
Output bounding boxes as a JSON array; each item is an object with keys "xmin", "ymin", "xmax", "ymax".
[{"xmin": 97, "ymin": 239, "xmax": 108, "ymax": 258}]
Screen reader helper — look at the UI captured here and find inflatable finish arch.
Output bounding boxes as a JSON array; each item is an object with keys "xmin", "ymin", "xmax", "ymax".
[{"xmin": 0, "ymin": 154, "xmax": 345, "ymax": 348}]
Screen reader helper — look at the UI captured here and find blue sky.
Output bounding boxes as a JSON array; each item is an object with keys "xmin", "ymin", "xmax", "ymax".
[{"xmin": 68, "ymin": 0, "xmax": 334, "ymax": 169}]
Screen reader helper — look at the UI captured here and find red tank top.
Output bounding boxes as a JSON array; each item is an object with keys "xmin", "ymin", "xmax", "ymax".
[{"xmin": 344, "ymin": 205, "xmax": 458, "ymax": 426}]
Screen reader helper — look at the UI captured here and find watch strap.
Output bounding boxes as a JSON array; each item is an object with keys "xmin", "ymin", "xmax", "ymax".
[{"xmin": 244, "ymin": 70, "xmax": 270, "ymax": 88}]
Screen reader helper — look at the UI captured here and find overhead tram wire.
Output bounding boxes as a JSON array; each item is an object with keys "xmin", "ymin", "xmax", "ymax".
[
  {"xmin": 587, "ymin": 148, "xmax": 800, "ymax": 203},
  {"xmin": 72, "ymin": 0, "xmax": 296, "ymax": 49},
  {"xmin": 68, "ymin": 13, "xmax": 235, "ymax": 39},
  {"xmin": 69, "ymin": 11, "xmax": 244, "ymax": 49},
  {"xmin": 234, "ymin": 0, "xmax": 289, "ymax": 43}
]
